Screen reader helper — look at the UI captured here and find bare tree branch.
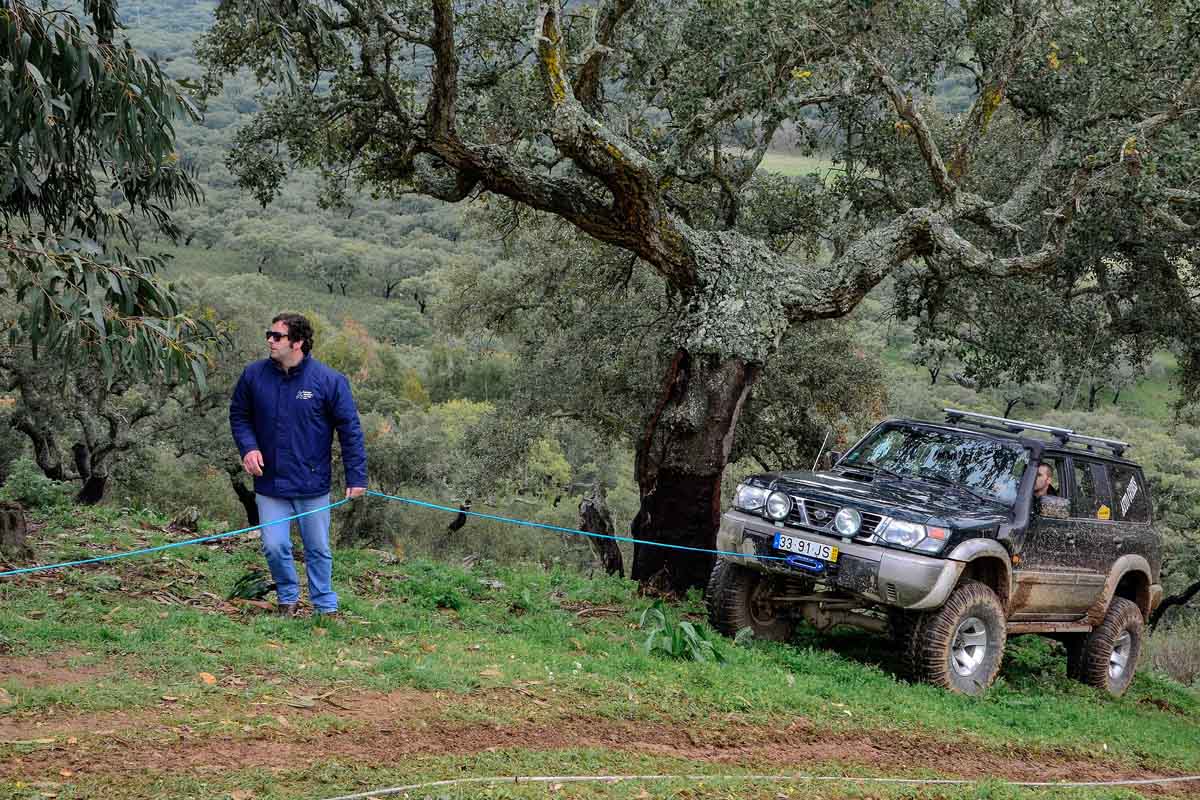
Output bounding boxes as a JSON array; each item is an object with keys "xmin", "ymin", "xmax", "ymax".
[
  {"xmin": 574, "ymin": 0, "xmax": 637, "ymax": 113},
  {"xmin": 862, "ymin": 48, "xmax": 955, "ymax": 197}
]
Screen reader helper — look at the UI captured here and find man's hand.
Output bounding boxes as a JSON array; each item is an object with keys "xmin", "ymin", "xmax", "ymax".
[
  {"xmin": 346, "ymin": 487, "xmax": 366, "ymax": 499},
  {"xmin": 242, "ymin": 450, "xmax": 264, "ymax": 477}
]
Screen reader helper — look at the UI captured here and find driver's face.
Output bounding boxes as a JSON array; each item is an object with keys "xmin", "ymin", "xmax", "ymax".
[{"xmin": 1035, "ymin": 465, "xmax": 1052, "ymax": 492}]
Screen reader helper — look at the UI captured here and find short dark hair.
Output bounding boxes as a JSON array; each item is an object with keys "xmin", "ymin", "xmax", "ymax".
[{"xmin": 272, "ymin": 312, "xmax": 313, "ymax": 355}]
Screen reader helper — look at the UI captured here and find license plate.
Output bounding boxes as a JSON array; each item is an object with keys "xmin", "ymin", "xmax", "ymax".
[{"xmin": 773, "ymin": 533, "xmax": 839, "ymax": 562}]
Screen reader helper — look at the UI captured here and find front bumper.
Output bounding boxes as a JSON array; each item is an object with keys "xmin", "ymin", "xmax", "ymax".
[{"xmin": 717, "ymin": 510, "xmax": 964, "ymax": 610}]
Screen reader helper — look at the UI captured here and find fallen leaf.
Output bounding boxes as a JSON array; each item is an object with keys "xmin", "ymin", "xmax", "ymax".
[
  {"xmin": 229, "ymin": 789, "xmax": 255, "ymax": 800},
  {"xmin": 198, "ymin": 672, "xmax": 217, "ymax": 686},
  {"xmin": 58, "ymin": 770, "xmax": 73, "ymax": 778},
  {"xmin": 637, "ymin": 791, "xmax": 651, "ymax": 799},
  {"xmin": 0, "ymin": 688, "xmax": 14, "ymax": 707},
  {"xmin": 275, "ymin": 715, "xmax": 289, "ymax": 727},
  {"xmin": 466, "ymin": 644, "xmax": 482, "ymax": 651},
  {"xmin": 65, "ymin": 738, "xmax": 77, "ymax": 746},
  {"xmin": 161, "ymin": 696, "xmax": 179, "ymax": 702},
  {"xmin": 478, "ymin": 669, "xmax": 502, "ymax": 678},
  {"xmin": 549, "ymin": 783, "xmax": 564, "ymax": 792},
  {"xmin": 313, "ymin": 627, "xmax": 328, "ymax": 637},
  {"xmin": 419, "ymin": 643, "xmax": 437, "ymax": 653}
]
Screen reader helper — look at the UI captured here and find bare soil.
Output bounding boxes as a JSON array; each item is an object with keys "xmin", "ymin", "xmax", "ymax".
[{"xmin": 1, "ymin": 686, "xmax": 1194, "ymax": 797}]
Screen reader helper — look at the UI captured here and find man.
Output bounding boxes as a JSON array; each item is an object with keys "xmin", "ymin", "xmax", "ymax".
[
  {"xmin": 1033, "ymin": 462, "xmax": 1058, "ymax": 498},
  {"xmin": 229, "ymin": 313, "xmax": 367, "ymax": 616}
]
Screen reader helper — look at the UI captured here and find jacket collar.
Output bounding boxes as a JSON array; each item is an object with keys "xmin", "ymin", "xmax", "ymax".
[{"xmin": 273, "ymin": 353, "xmax": 311, "ymax": 376}]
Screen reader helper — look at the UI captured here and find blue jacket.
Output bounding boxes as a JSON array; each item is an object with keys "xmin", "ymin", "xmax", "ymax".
[{"xmin": 229, "ymin": 355, "xmax": 368, "ymax": 498}]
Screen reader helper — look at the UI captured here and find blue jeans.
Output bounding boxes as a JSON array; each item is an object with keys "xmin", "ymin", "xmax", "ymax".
[{"xmin": 255, "ymin": 493, "xmax": 338, "ymax": 613}]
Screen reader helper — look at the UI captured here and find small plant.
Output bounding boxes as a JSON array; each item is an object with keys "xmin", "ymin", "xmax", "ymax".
[
  {"xmin": 639, "ymin": 600, "xmax": 725, "ymax": 663},
  {"xmin": 0, "ymin": 457, "xmax": 73, "ymax": 510}
]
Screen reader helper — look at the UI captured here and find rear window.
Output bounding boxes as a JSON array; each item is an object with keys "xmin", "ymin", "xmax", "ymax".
[
  {"xmin": 1110, "ymin": 466, "xmax": 1151, "ymax": 523},
  {"xmin": 1071, "ymin": 460, "xmax": 1113, "ymax": 520}
]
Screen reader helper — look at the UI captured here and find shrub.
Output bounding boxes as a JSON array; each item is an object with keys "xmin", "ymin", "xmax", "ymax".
[
  {"xmin": 1145, "ymin": 617, "xmax": 1200, "ymax": 687},
  {"xmin": 0, "ymin": 457, "xmax": 73, "ymax": 510}
]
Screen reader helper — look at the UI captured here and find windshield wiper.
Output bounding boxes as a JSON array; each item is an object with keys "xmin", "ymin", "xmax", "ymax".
[
  {"xmin": 913, "ymin": 469, "xmax": 997, "ymax": 504},
  {"xmin": 857, "ymin": 461, "xmax": 904, "ymax": 480}
]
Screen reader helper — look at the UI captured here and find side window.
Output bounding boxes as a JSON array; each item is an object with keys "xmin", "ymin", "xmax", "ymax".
[
  {"xmin": 1111, "ymin": 466, "xmax": 1151, "ymax": 523},
  {"xmin": 1070, "ymin": 461, "xmax": 1113, "ymax": 520}
]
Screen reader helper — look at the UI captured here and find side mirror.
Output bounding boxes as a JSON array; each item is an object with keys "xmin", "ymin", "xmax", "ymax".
[{"xmin": 1037, "ymin": 495, "xmax": 1070, "ymax": 520}]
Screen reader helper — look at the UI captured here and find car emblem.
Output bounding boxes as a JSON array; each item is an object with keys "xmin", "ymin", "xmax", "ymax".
[{"xmin": 813, "ymin": 509, "xmax": 830, "ymax": 521}]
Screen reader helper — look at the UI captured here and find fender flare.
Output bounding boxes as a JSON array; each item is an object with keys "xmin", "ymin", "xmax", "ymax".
[
  {"xmin": 1086, "ymin": 554, "xmax": 1155, "ymax": 624},
  {"xmin": 946, "ymin": 538, "xmax": 1013, "ymax": 604}
]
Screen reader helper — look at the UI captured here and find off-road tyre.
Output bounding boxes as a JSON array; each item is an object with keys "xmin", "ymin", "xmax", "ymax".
[
  {"xmin": 705, "ymin": 559, "xmax": 793, "ymax": 642},
  {"xmin": 1073, "ymin": 597, "xmax": 1143, "ymax": 696},
  {"xmin": 904, "ymin": 580, "xmax": 1006, "ymax": 696}
]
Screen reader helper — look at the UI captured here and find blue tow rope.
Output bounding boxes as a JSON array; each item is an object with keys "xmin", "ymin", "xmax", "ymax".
[
  {"xmin": 0, "ymin": 490, "xmax": 786, "ymax": 579},
  {"xmin": 364, "ymin": 490, "xmax": 792, "ymax": 564},
  {"xmin": 0, "ymin": 498, "xmax": 351, "ymax": 578}
]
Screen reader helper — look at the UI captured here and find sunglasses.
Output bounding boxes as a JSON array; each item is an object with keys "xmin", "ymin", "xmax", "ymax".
[{"xmin": 265, "ymin": 331, "xmax": 290, "ymax": 342}]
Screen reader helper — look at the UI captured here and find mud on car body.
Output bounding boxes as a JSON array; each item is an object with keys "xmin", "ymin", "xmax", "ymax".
[{"xmin": 707, "ymin": 408, "xmax": 1163, "ymax": 696}]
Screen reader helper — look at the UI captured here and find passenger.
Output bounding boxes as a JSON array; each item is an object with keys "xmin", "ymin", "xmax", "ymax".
[{"xmin": 1033, "ymin": 463, "xmax": 1058, "ymax": 498}]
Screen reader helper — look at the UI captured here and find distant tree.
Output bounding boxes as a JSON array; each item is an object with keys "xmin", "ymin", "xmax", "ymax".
[
  {"xmin": 1, "ymin": 1, "xmax": 218, "ymax": 388},
  {"xmin": 202, "ymin": 0, "xmax": 1200, "ymax": 591}
]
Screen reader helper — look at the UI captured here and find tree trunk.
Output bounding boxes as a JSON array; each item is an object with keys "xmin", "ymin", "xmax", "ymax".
[
  {"xmin": 629, "ymin": 349, "xmax": 758, "ymax": 594},
  {"xmin": 578, "ymin": 484, "xmax": 623, "ymax": 577},
  {"xmin": 1004, "ymin": 397, "xmax": 1021, "ymax": 417},
  {"xmin": 0, "ymin": 501, "xmax": 32, "ymax": 560},
  {"xmin": 1112, "ymin": 388, "xmax": 1122, "ymax": 405},
  {"xmin": 1054, "ymin": 390, "xmax": 1065, "ymax": 410},
  {"xmin": 1087, "ymin": 382, "xmax": 1101, "ymax": 411},
  {"xmin": 227, "ymin": 468, "xmax": 260, "ymax": 527},
  {"xmin": 72, "ymin": 442, "xmax": 107, "ymax": 505},
  {"xmin": 928, "ymin": 365, "xmax": 940, "ymax": 385}
]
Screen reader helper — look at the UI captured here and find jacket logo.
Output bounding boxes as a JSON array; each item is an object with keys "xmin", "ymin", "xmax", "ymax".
[{"xmin": 296, "ymin": 390, "xmax": 315, "ymax": 400}]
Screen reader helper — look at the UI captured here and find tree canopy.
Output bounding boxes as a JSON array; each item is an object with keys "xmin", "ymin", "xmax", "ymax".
[
  {"xmin": 200, "ymin": 0, "xmax": 1200, "ymax": 589},
  {"xmin": 1, "ymin": 0, "xmax": 218, "ymax": 386}
]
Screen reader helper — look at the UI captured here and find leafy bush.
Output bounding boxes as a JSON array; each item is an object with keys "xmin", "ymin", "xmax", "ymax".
[
  {"xmin": 0, "ymin": 457, "xmax": 73, "ymax": 509},
  {"xmin": 639, "ymin": 600, "xmax": 725, "ymax": 663}
]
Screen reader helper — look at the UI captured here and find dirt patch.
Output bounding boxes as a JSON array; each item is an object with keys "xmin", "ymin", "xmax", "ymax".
[
  {"xmin": 0, "ymin": 650, "xmax": 112, "ymax": 690},
  {"xmin": 0, "ymin": 688, "xmax": 1193, "ymax": 797}
]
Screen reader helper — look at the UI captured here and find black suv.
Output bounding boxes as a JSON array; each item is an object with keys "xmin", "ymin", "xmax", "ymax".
[{"xmin": 707, "ymin": 408, "xmax": 1163, "ymax": 696}]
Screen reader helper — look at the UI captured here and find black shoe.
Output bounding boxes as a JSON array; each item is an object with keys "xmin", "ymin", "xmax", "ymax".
[{"xmin": 276, "ymin": 602, "xmax": 298, "ymax": 617}]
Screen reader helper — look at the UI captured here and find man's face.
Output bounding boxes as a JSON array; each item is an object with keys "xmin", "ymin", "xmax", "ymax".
[
  {"xmin": 267, "ymin": 321, "xmax": 301, "ymax": 362},
  {"xmin": 1035, "ymin": 465, "xmax": 1053, "ymax": 493}
]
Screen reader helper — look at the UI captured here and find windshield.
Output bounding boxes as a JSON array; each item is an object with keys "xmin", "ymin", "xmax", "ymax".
[{"xmin": 843, "ymin": 424, "xmax": 1030, "ymax": 506}]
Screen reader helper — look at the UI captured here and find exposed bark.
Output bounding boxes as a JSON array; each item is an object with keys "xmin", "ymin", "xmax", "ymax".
[
  {"xmin": 578, "ymin": 484, "xmax": 622, "ymax": 577},
  {"xmin": 1004, "ymin": 396, "xmax": 1021, "ymax": 417},
  {"xmin": 630, "ymin": 350, "xmax": 758, "ymax": 593},
  {"xmin": 0, "ymin": 501, "xmax": 31, "ymax": 561}
]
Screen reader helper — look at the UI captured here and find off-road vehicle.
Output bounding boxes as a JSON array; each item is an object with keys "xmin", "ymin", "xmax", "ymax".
[{"xmin": 707, "ymin": 408, "xmax": 1163, "ymax": 696}]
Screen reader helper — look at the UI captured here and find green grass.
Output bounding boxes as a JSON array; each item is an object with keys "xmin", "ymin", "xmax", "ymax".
[
  {"xmin": 759, "ymin": 151, "xmax": 839, "ymax": 178},
  {"xmin": 2, "ymin": 505, "xmax": 1198, "ymax": 797}
]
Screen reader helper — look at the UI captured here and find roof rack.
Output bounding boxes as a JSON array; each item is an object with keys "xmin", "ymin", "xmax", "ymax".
[{"xmin": 942, "ymin": 408, "xmax": 1130, "ymax": 457}]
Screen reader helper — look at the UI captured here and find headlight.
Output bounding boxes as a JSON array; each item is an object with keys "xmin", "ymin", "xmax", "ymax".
[
  {"xmin": 880, "ymin": 521, "xmax": 951, "ymax": 553},
  {"xmin": 733, "ymin": 483, "xmax": 768, "ymax": 512},
  {"xmin": 880, "ymin": 520, "xmax": 926, "ymax": 548},
  {"xmin": 834, "ymin": 508, "xmax": 862, "ymax": 536},
  {"xmin": 765, "ymin": 491, "xmax": 792, "ymax": 520}
]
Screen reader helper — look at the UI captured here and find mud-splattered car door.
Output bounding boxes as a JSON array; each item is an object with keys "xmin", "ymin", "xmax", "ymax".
[{"xmin": 1012, "ymin": 456, "xmax": 1110, "ymax": 618}]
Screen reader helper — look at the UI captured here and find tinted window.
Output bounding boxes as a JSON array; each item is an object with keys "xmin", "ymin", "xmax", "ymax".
[
  {"xmin": 1071, "ymin": 460, "xmax": 1113, "ymax": 520},
  {"xmin": 1111, "ymin": 466, "xmax": 1151, "ymax": 523}
]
